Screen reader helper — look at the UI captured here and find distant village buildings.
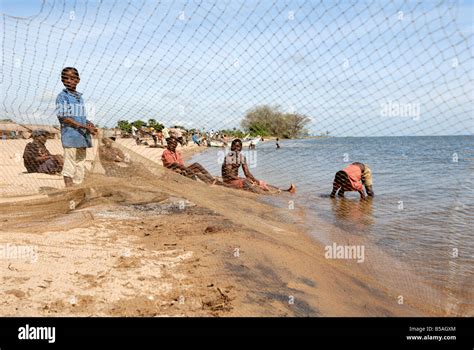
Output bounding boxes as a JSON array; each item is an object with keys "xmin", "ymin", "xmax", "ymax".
[{"xmin": 0, "ymin": 120, "xmax": 60, "ymax": 139}]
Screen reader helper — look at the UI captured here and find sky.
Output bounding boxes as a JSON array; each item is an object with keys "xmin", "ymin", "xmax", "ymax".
[{"xmin": 0, "ymin": 0, "xmax": 472, "ymax": 136}]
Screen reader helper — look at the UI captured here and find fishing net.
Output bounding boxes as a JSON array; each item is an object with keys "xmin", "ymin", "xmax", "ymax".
[{"xmin": 0, "ymin": 1, "xmax": 472, "ymax": 316}]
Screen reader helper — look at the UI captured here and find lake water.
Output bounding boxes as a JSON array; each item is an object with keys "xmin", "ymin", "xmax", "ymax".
[{"xmin": 190, "ymin": 136, "xmax": 473, "ymax": 314}]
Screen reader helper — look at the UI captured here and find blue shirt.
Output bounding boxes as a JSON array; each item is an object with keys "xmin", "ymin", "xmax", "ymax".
[{"xmin": 56, "ymin": 89, "xmax": 92, "ymax": 148}]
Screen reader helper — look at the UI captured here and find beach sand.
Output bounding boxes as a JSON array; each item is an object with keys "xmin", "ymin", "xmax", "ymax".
[
  {"xmin": 0, "ymin": 137, "xmax": 201, "ymax": 199},
  {"xmin": 0, "ymin": 138, "xmax": 441, "ymax": 316}
]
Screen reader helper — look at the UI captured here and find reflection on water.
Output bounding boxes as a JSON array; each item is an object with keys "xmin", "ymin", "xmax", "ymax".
[{"xmin": 330, "ymin": 198, "xmax": 375, "ymax": 233}]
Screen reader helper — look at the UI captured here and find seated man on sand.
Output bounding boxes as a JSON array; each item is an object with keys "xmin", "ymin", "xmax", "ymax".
[
  {"xmin": 330, "ymin": 162, "xmax": 374, "ymax": 199},
  {"xmin": 99, "ymin": 137, "xmax": 130, "ymax": 176},
  {"xmin": 23, "ymin": 129, "xmax": 63, "ymax": 174},
  {"xmin": 221, "ymin": 139, "xmax": 296, "ymax": 194},
  {"xmin": 162, "ymin": 137, "xmax": 218, "ymax": 184}
]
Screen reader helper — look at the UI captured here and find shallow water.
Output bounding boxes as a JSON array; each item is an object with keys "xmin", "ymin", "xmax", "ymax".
[{"xmin": 191, "ymin": 136, "xmax": 474, "ymax": 313}]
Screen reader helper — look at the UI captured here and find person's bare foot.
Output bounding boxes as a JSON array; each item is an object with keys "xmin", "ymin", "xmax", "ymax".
[{"xmin": 288, "ymin": 184, "xmax": 296, "ymax": 194}]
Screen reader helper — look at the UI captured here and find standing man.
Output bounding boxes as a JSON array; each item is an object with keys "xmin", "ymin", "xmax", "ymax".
[
  {"xmin": 131, "ymin": 124, "xmax": 140, "ymax": 145},
  {"xmin": 192, "ymin": 132, "xmax": 201, "ymax": 146},
  {"xmin": 162, "ymin": 126, "xmax": 170, "ymax": 140},
  {"xmin": 56, "ymin": 67, "xmax": 97, "ymax": 187}
]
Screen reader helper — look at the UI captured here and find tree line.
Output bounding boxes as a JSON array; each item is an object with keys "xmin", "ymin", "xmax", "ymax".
[
  {"xmin": 116, "ymin": 105, "xmax": 311, "ymax": 139},
  {"xmin": 241, "ymin": 105, "xmax": 311, "ymax": 138}
]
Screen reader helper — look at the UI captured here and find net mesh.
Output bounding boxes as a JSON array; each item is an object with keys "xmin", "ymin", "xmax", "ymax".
[
  {"xmin": 0, "ymin": 1, "xmax": 472, "ymax": 316},
  {"xmin": 1, "ymin": 0, "xmax": 471, "ymax": 134}
]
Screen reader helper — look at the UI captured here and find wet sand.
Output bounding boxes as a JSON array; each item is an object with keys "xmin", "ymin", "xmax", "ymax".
[{"xmin": 0, "ymin": 138, "xmax": 442, "ymax": 316}]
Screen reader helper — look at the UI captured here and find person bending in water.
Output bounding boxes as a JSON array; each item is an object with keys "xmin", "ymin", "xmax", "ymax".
[
  {"xmin": 222, "ymin": 139, "xmax": 296, "ymax": 194},
  {"xmin": 162, "ymin": 137, "xmax": 218, "ymax": 184},
  {"xmin": 330, "ymin": 162, "xmax": 374, "ymax": 199}
]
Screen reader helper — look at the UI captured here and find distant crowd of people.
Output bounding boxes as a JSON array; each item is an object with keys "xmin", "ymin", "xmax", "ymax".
[
  {"xmin": 127, "ymin": 125, "xmax": 236, "ymax": 149},
  {"xmin": 131, "ymin": 125, "xmax": 188, "ymax": 148}
]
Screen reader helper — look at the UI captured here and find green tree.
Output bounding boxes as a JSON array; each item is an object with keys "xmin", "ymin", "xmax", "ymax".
[
  {"xmin": 219, "ymin": 128, "xmax": 246, "ymax": 138},
  {"xmin": 241, "ymin": 105, "xmax": 310, "ymax": 138},
  {"xmin": 132, "ymin": 120, "xmax": 146, "ymax": 129},
  {"xmin": 241, "ymin": 105, "xmax": 275, "ymax": 136},
  {"xmin": 148, "ymin": 119, "xmax": 164, "ymax": 131},
  {"xmin": 117, "ymin": 120, "xmax": 131, "ymax": 133},
  {"xmin": 284, "ymin": 113, "xmax": 311, "ymax": 138}
]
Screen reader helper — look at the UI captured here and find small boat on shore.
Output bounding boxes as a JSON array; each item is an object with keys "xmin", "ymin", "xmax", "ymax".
[
  {"xmin": 242, "ymin": 137, "xmax": 260, "ymax": 148},
  {"xmin": 208, "ymin": 136, "xmax": 261, "ymax": 148},
  {"xmin": 208, "ymin": 140, "xmax": 227, "ymax": 147}
]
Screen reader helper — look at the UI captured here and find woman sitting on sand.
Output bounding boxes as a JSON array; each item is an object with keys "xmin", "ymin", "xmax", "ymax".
[
  {"xmin": 221, "ymin": 139, "xmax": 296, "ymax": 194},
  {"xmin": 330, "ymin": 162, "xmax": 374, "ymax": 199}
]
